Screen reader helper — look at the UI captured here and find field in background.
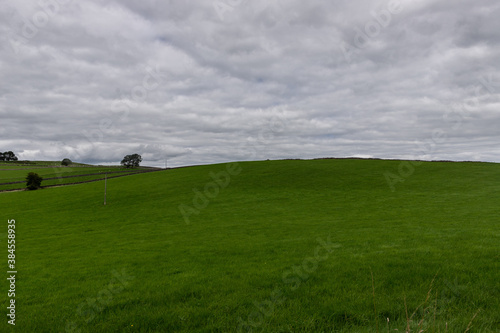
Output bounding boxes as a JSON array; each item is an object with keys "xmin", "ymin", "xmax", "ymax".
[
  {"xmin": 0, "ymin": 158, "xmax": 499, "ymax": 332},
  {"xmin": 0, "ymin": 161, "xmax": 162, "ymax": 191}
]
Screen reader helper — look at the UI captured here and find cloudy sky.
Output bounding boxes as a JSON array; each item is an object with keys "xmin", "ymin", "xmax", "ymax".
[{"xmin": 1, "ymin": 0, "xmax": 499, "ymax": 167}]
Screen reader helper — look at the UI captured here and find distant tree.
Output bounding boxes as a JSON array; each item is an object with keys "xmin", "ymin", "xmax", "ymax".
[
  {"xmin": 61, "ymin": 158, "xmax": 72, "ymax": 166},
  {"xmin": 1, "ymin": 151, "xmax": 18, "ymax": 161},
  {"xmin": 121, "ymin": 154, "xmax": 142, "ymax": 168},
  {"xmin": 26, "ymin": 172, "xmax": 43, "ymax": 190},
  {"xmin": 6, "ymin": 151, "xmax": 17, "ymax": 161}
]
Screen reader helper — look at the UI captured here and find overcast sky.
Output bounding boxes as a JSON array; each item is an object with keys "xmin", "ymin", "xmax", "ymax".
[{"xmin": 1, "ymin": 0, "xmax": 499, "ymax": 167}]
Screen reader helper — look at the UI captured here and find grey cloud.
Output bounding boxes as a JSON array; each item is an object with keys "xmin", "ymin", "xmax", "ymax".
[{"xmin": 0, "ymin": 0, "xmax": 499, "ymax": 167}]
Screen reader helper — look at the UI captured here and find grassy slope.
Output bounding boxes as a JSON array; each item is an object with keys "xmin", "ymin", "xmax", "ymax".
[
  {"xmin": 0, "ymin": 161, "xmax": 90, "ymax": 167},
  {"xmin": 0, "ymin": 165, "xmax": 154, "ymax": 191},
  {"xmin": 0, "ymin": 166, "xmax": 123, "ymax": 181},
  {"xmin": 0, "ymin": 159, "xmax": 499, "ymax": 332}
]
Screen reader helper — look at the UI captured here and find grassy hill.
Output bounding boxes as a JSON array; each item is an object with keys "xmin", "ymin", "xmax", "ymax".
[
  {"xmin": 0, "ymin": 159, "xmax": 499, "ymax": 332},
  {"xmin": 0, "ymin": 162, "xmax": 161, "ymax": 191}
]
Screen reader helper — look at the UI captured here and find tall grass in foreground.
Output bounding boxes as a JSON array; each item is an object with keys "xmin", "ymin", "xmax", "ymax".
[{"xmin": 372, "ymin": 271, "xmax": 482, "ymax": 333}]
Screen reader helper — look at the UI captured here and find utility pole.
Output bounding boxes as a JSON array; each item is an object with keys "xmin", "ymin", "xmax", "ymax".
[{"xmin": 104, "ymin": 173, "xmax": 107, "ymax": 205}]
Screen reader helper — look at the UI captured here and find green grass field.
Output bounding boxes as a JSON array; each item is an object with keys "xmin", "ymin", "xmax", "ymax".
[
  {"xmin": 0, "ymin": 159, "xmax": 499, "ymax": 332},
  {"xmin": 0, "ymin": 163, "xmax": 159, "ymax": 191},
  {"xmin": 0, "ymin": 160, "xmax": 90, "ymax": 168}
]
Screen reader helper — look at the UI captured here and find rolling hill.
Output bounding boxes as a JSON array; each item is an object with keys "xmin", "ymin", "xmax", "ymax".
[{"xmin": 0, "ymin": 158, "xmax": 498, "ymax": 332}]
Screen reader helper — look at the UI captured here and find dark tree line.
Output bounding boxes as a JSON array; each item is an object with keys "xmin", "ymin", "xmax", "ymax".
[{"xmin": 0, "ymin": 151, "xmax": 18, "ymax": 161}]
